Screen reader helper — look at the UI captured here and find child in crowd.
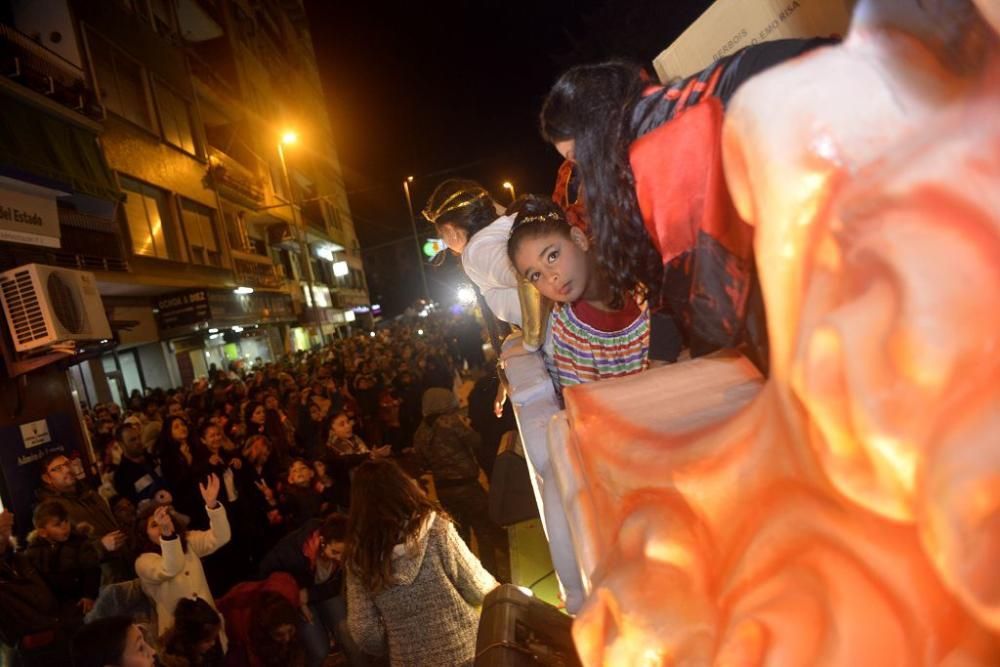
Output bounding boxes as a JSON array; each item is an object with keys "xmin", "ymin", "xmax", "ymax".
[
  {"xmin": 281, "ymin": 459, "xmax": 324, "ymax": 530},
  {"xmin": 506, "ymin": 196, "xmax": 654, "ymax": 387},
  {"xmin": 160, "ymin": 596, "xmax": 224, "ymax": 667},
  {"xmin": 134, "ymin": 473, "xmax": 231, "ymax": 649},
  {"xmin": 24, "ymin": 500, "xmax": 103, "ymax": 619}
]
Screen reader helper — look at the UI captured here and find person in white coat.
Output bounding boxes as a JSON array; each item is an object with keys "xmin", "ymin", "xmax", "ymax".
[{"xmin": 134, "ymin": 473, "xmax": 231, "ymax": 649}]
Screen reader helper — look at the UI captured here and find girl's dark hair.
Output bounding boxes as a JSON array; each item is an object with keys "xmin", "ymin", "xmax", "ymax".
[
  {"xmin": 318, "ymin": 513, "xmax": 348, "ymax": 545},
  {"xmin": 71, "ymin": 615, "xmax": 133, "ymax": 667},
  {"xmin": 134, "ymin": 501, "xmax": 188, "ymax": 555},
  {"xmin": 250, "ymin": 592, "xmax": 305, "ymax": 666},
  {"xmin": 197, "ymin": 419, "xmax": 220, "ymax": 441},
  {"xmin": 540, "ymin": 61, "xmax": 660, "ymax": 309},
  {"xmin": 423, "ymin": 178, "xmax": 497, "ymax": 242},
  {"xmin": 244, "ymin": 400, "xmax": 264, "ymax": 426},
  {"xmin": 163, "ymin": 597, "xmax": 221, "ymax": 659},
  {"xmin": 506, "ymin": 195, "xmax": 574, "ymax": 268},
  {"xmin": 345, "ymin": 459, "xmax": 441, "ymax": 593}
]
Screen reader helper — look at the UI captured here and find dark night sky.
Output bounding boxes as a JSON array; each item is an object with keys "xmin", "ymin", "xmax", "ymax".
[{"xmin": 303, "ymin": 0, "xmax": 712, "ymax": 315}]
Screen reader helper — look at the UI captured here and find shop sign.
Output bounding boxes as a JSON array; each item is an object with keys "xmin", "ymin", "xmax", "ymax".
[
  {"xmin": 19, "ymin": 419, "xmax": 51, "ymax": 448},
  {"xmin": 156, "ymin": 289, "xmax": 211, "ymax": 329},
  {"xmin": 0, "ymin": 185, "xmax": 61, "ymax": 248}
]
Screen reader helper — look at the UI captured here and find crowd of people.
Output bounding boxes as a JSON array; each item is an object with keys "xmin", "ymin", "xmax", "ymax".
[{"xmin": 1, "ymin": 311, "xmax": 516, "ymax": 667}]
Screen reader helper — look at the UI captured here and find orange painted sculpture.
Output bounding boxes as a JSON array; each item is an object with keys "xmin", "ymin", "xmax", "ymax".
[{"xmin": 547, "ymin": 1, "xmax": 1000, "ymax": 663}]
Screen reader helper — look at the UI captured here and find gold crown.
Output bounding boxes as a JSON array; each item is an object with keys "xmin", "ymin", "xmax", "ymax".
[{"xmin": 422, "ymin": 188, "xmax": 489, "ymax": 223}]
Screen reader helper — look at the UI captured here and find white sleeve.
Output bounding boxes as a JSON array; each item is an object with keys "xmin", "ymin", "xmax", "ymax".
[
  {"xmin": 462, "ymin": 225, "xmax": 523, "ymax": 327},
  {"xmin": 186, "ymin": 504, "xmax": 231, "ymax": 558}
]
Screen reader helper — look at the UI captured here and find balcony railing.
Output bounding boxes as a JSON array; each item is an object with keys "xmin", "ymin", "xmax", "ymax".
[
  {"xmin": 0, "ymin": 23, "xmax": 103, "ymax": 119},
  {"xmin": 208, "ymin": 146, "xmax": 266, "ymax": 205},
  {"xmin": 233, "ymin": 257, "xmax": 284, "ymax": 289}
]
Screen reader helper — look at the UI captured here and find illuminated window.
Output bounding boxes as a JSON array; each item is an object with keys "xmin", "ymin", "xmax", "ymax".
[
  {"xmin": 180, "ymin": 199, "xmax": 221, "ymax": 266},
  {"xmin": 120, "ymin": 176, "xmax": 176, "ymax": 260}
]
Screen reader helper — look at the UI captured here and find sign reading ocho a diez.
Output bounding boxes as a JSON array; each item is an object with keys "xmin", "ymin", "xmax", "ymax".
[{"xmin": 156, "ymin": 289, "xmax": 211, "ymax": 329}]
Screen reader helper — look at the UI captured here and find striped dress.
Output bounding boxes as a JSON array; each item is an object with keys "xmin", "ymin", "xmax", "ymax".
[{"xmin": 549, "ymin": 299, "xmax": 649, "ymax": 387}]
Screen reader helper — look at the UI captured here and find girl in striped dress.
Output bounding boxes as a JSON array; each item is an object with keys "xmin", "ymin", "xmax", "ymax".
[{"xmin": 507, "ymin": 196, "xmax": 649, "ymax": 387}]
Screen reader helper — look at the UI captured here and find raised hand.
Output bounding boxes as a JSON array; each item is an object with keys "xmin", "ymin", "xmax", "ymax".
[
  {"xmin": 255, "ymin": 479, "xmax": 276, "ymax": 505},
  {"xmin": 153, "ymin": 506, "xmax": 174, "ymax": 538},
  {"xmin": 199, "ymin": 473, "xmax": 221, "ymax": 509},
  {"xmin": 100, "ymin": 529, "xmax": 126, "ymax": 552}
]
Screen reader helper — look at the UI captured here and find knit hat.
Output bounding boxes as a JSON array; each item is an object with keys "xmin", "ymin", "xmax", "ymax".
[{"xmin": 422, "ymin": 388, "xmax": 458, "ymax": 417}]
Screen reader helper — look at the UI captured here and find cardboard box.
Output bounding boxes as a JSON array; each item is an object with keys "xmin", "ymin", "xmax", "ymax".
[{"xmin": 653, "ymin": 0, "xmax": 852, "ymax": 81}]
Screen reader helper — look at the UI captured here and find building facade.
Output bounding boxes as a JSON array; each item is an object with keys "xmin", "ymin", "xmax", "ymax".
[{"xmin": 0, "ymin": 0, "xmax": 370, "ymax": 407}]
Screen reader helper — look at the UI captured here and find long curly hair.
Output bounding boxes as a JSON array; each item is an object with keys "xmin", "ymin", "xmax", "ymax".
[
  {"xmin": 344, "ymin": 459, "xmax": 441, "ymax": 593},
  {"xmin": 540, "ymin": 61, "xmax": 661, "ymax": 309}
]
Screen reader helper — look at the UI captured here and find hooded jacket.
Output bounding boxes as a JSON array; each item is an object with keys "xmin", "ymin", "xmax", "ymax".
[
  {"xmin": 23, "ymin": 528, "xmax": 102, "ymax": 605},
  {"xmin": 413, "ymin": 389, "xmax": 482, "ymax": 483},
  {"xmin": 345, "ymin": 512, "xmax": 497, "ymax": 667}
]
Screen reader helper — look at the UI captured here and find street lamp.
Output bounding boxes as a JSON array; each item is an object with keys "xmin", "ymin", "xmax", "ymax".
[
  {"xmin": 277, "ymin": 129, "xmax": 324, "ymax": 342},
  {"xmin": 502, "ymin": 181, "xmax": 516, "ymax": 202},
  {"xmin": 403, "ymin": 175, "xmax": 430, "ymax": 302}
]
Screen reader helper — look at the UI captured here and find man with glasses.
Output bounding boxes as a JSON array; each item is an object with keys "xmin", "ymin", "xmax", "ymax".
[{"xmin": 36, "ymin": 453, "xmax": 130, "ymax": 584}]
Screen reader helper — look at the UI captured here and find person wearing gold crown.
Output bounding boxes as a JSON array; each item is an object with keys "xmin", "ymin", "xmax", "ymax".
[{"xmin": 422, "ymin": 179, "xmax": 551, "ymax": 364}]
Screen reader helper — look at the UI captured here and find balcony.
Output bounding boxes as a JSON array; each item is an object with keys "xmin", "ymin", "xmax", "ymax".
[
  {"xmin": 233, "ymin": 257, "xmax": 284, "ymax": 290},
  {"xmin": 208, "ymin": 146, "xmax": 266, "ymax": 207},
  {"xmin": 0, "ymin": 23, "xmax": 103, "ymax": 119}
]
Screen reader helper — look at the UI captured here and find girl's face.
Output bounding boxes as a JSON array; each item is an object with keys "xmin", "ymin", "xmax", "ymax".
[
  {"xmin": 251, "ymin": 405, "xmax": 266, "ymax": 425},
  {"xmin": 193, "ymin": 626, "xmax": 220, "ymax": 656},
  {"xmin": 201, "ymin": 425, "xmax": 223, "ymax": 453},
  {"xmin": 555, "ymin": 138, "xmax": 576, "ymax": 162},
  {"xmin": 145, "ymin": 514, "xmax": 162, "ymax": 544},
  {"xmin": 265, "ymin": 395, "xmax": 278, "ymax": 410},
  {"xmin": 170, "ymin": 419, "xmax": 188, "ymax": 442},
  {"xmin": 288, "ymin": 461, "xmax": 313, "ymax": 486},
  {"xmin": 513, "ymin": 227, "xmax": 592, "ymax": 304},
  {"xmin": 332, "ymin": 414, "xmax": 353, "ymax": 440},
  {"xmin": 321, "ymin": 539, "xmax": 345, "ymax": 562}
]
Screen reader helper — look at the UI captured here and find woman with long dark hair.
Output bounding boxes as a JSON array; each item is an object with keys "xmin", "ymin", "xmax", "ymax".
[
  {"xmin": 156, "ymin": 415, "xmax": 206, "ymax": 528},
  {"xmin": 344, "ymin": 459, "xmax": 497, "ymax": 666},
  {"xmin": 540, "ymin": 39, "xmax": 832, "ymax": 373}
]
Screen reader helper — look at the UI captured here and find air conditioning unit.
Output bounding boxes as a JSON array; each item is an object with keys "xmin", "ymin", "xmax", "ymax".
[{"xmin": 0, "ymin": 263, "xmax": 111, "ymax": 353}]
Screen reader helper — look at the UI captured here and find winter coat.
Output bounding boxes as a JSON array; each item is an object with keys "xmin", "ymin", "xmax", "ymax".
[
  {"xmin": 0, "ymin": 548, "xmax": 60, "ymax": 643},
  {"xmin": 345, "ymin": 512, "xmax": 497, "ymax": 667},
  {"xmin": 135, "ymin": 503, "xmax": 231, "ymax": 648},
  {"xmin": 22, "ymin": 530, "xmax": 102, "ymax": 605},
  {"xmin": 36, "ymin": 482, "xmax": 132, "ymax": 583},
  {"xmin": 258, "ymin": 519, "xmax": 342, "ymax": 604},
  {"xmin": 413, "ymin": 413, "xmax": 482, "ymax": 483}
]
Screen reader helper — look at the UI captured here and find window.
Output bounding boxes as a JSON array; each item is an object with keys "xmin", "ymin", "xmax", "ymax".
[
  {"xmin": 180, "ymin": 200, "xmax": 221, "ymax": 266},
  {"xmin": 156, "ymin": 83, "xmax": 197, "ymax": 154},
  {"xmin": 87, "ymin": 31, "xmax": 153, "ymax": 129},
  {"xmin": 326, "ymin": 203, "xmax": 343, "ymax": 231},
  {"xmin": 120, "ymin": 176, "xmax": 175, "ymax": 259}
]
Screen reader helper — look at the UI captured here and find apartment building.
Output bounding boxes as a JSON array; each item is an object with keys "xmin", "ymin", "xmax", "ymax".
[{"xmin": 0, "ymin": 0, "xmax": 370, "ymax": 407}]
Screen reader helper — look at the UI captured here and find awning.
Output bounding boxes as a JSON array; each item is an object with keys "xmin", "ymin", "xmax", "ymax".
[{"xmin": 0, "ymin": 89, "xmax": 120, "ymax": 204}]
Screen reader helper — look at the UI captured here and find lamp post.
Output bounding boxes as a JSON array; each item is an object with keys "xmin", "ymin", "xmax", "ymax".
[
  {"xmin": 403, "ymin": 176, "xmax": 430, "ymax": 302},
  {"xmin": 278, "ymin": 130, "xmax": 325, "ymax": 344},
  {"xmin": 502, "ymin": 181, "xmax": 516, "ymax": 202}
]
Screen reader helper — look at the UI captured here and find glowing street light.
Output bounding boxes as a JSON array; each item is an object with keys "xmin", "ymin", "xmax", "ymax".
[
  {"xmin": 403, "ymin": 175, "xmax": 431, "ymax": 301},
  {"xmin": 233, "ymin": 286, "xmax": 254, "ymax": 295},
  {"xmin": 280, "ymin": 130, "xmax": 298, "ymax": 145},
  {"xmin": 502, "ymin": 181, "xmax": 516, "ymax": 201}
]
